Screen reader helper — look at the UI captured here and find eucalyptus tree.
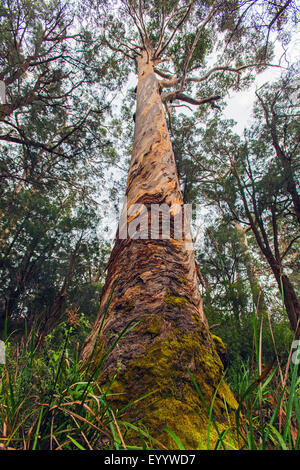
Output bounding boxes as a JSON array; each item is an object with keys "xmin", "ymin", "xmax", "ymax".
[
  {"xmin": 0, "ymin": 0, "xmax": 123, "ymax": 338},
  {"xmin": 80, "ymin": 0, "xmax": 297, "ymax": 448},
  {"xmin": 238, "ymin": 73, "xmax": 300, "ymax": 337},
  {"xmin": 169, "ymin": 115, "xmax": 294, "ymax": 366},
  {"xmin": 196, "ymin": 74, "xmax": 299, "ymax": 339},
  {"xmin": 0, "ymin": 0, "xmax": 124, "ymax": 193},
  {"xmin": 254, "ymin": 71, "xmax": 300, "ymax": 225},
  {"xmin": 231, "ymin": 138, "xmax": 300, "ymax": 339}
]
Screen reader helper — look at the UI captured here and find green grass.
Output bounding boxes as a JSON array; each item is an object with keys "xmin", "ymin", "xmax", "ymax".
[
  {"xmin": 0, "ymin": 319, "xmax": 152, "ymax": 450},
  {"xmin": 0, "ymin": 312, "xmax": 299, "ymax": 450}
]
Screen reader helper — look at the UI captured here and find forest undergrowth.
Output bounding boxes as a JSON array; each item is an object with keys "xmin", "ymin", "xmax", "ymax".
[{"xmin": 0, "ymin": 306, "xmax": 299, "ymax": 451}]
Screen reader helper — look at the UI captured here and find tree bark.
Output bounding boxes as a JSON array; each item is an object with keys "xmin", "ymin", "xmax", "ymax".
[
  {"xmin": 234, "ymin": 222, "xmax": 269, "ymax": 316},
  {"xmin": 249, "ymin": 223, "xmax": 300, "ymax": 338},
  {"xmin": 276, "ymin": 273, "xmax": 300, "ymax": 339},
  {"xmin": 81, "ymin": 48, "xmax": 238, "ymax": 449},
  {"xmin": 233, "ymin": 166, "xmax": 300, "ymax": 339}
]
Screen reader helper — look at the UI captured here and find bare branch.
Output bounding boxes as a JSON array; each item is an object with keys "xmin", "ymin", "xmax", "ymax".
[
  {"xmin": 154, "ymin": 2, "xmax": 195, "ymax": 58},
  {"xmin": 103, "ymin": 33, "xmax": 136, "ymax": 60},
  {"xmin": 155, "ymin": 2, "xmax": 194, "ymax": 59},
  {"xmin": 138, "ymin": 0, "xmax": 149, "ymax": 43},
  {"xmin": 120, "ymin": 0, "xmax": 146, "ymax": 49},
  {"xmin": 154, "ymin": 68, "xmax": 176, "ymax": 80},
  {"xmin": 155, "ymin": 62, "xmax": 282, "ymax": 95},
  {"xmin": 162, "ymin": 91, "xmax": 221, "ymax": 107},
  {"xmin": 179, "ymin": 4, "xmax": 217, "ymax": 91},
  {"xmin": 263, "ymin": 0, "xmax": 293, "ymax": 58},
  {"xmin": 183, "ymin": 62, "xmax": 282, "ymax": 85},
  {"xmin": 0, "ymin": 133, "xmax": 67, "ymax": 157},
  {"xmin": 280, "ymin": 234, "xmax": 300, "ymax": 261}
]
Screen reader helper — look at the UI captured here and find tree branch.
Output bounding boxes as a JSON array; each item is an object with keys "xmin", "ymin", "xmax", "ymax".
[
  {"xmin": 103, "ymin": 34, "xmax": 136, "ymax": 60},
  {"xmin": 162, "ymin": 91, "xmax": 221, "ymax": 107},
  {"xmin": 179, "ymin": 4, "xmax": 217, "ymax": 91},
  {"xmin": 0, "ymin": 133, "xmax": 67, "ymax": 157},
  {"xmin": 280, "ymin": 234, "xmax": 300, "ymax": 261},
  {"xmin": 155, "ymin": 2, "xmax": 194, "ymax": 58}
]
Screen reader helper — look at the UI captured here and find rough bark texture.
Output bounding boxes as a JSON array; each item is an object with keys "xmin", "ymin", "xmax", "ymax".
[{"xmin": 81, "ymin": 49, "xmax": 238, "ymax": 449}]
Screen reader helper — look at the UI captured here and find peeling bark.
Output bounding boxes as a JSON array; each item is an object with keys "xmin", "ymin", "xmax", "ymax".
[{"xmin": 81, "ymin": 48, "xmax": 238, "ymax": 449}]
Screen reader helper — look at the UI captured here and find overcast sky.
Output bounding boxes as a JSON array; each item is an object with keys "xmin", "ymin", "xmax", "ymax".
[{"xmin": 223, "ymin": 32, "xmax": 300, "ymax": 134}]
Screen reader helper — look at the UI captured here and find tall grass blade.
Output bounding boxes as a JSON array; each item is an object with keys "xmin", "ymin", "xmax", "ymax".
[{"xmin": 163, "ymin": 426, "xmax": 185, "ymax": 450}]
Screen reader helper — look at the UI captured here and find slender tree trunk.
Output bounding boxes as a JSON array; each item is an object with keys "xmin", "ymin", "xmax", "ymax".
[
  {"xmin": 287, "ymin": 178, "xmax": 300, "ymax": 225},
  {"xmin": 276, "ymin": 273, "xmax": 300, "ymax": 339},
  {"xmin": 233, "ymin": 167, "xmax": 300, "ymax": 339},
  {"xmin": 36, "ymin": 237, "xmax": 82, "ymax": 348},
  {"xmin": 270, "ymin": 129, "xmax": 300, "ymax": 225},
  {"xmin": 234, "ymin": 222, "xmax": 268, "ymax": 316},
  {"xmin": 250, "ymin": 226, "xmax": 300, "ymax": 338},
  {"xmin": 81, "ymin": 48, "xmax": 238, "ymax": 449},
  {"xmin": 257, "ymin": 243, "xmax": 300, "ymax": 338}
]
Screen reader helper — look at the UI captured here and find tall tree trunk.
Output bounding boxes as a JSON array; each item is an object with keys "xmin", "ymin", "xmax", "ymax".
[
  {"xmin": 234, "ymin": 222, "xmax": 268, "ymax": 316},
  {"xmin": 233, "ymin": 166, "xmax": 300, "ymax": 339},
  {"xmin": 258, "ymin": 246, "xmax": 300, "ymax": 339},
  {"xmin": 81, "ymin": 48, "xmax": 238, "ymax": 449},
  {"xmin": 277, "ymin": 273, "xmax": 300, "ymax": 339}
]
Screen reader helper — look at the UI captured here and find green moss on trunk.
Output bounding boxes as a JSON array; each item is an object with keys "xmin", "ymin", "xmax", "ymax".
[{"xmin": 102, "ymin": 318, "xmax": 238, "ymax": 449}]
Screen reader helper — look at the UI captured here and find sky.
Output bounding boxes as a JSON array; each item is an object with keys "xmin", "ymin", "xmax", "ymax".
[{"xmin": 223, "ymin": 32, "xmax": 300, "ymax": 134}]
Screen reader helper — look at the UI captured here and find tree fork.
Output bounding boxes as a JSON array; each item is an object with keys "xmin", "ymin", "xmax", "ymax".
[{"xmin": 81, "ymin": 48, "xmax": 239, "ymax": 449}]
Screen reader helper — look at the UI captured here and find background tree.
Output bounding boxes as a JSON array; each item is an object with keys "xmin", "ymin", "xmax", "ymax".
[
  {"xmin": 183, "ymin": 72, "xmax": 300, "ymax": 338},
  {"xmin": 169, "ymin": 113, "xmax": 291, "ymax": 369},
  {"xmin": 254, "ymin": 70, "xmax": 300, "ymax": 225},
  {"xmin": 80, "ymin": 0, "xmax": 298, "ymax": 448},
  {"xmin": 0, "ymin": 0, "xmax": 125, "ymax": 339}
]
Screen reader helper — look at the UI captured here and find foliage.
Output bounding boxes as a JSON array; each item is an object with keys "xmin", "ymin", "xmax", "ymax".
[
  {"xmin": 0, "ymin": 0, "xmax": 299, "ymax": 452},
  {"xmin": 0, "ymin": 0, "xmax": 122, "ymax": 338},
  {"xmin": 0, "ymin": 316, "xmax": 299, "ymax": 450}
]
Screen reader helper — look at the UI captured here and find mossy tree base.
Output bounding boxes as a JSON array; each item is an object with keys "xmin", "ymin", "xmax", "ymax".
[{"xmin": 100, "ymin": 314, "xmax": 238, "ymax": 450}]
